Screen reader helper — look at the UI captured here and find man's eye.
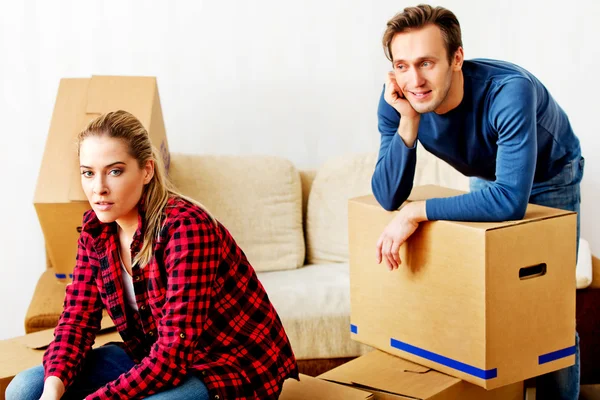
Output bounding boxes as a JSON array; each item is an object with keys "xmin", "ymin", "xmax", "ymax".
[
  {"xmin": 81, "ymin": 171, "xmax": 93, "ymax": 178},
  {"xmin": 396, "ymin": 64, "xmax": 405, "ymax": 70},
  {"xmin": 109, "ymin": 169, "xmax": 122, "ymax": 176},
  {"xmin": 422, "ymin": 61, "xmax": 431, "ymax": 67}
]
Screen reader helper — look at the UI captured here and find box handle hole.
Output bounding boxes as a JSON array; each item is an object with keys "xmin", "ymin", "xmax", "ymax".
[{"xmin": 519, "ymin": 263, "xmax": 547, "ymax": 280}]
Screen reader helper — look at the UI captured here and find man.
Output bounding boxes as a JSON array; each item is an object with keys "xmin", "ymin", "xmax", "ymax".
[{"xmin": 372, "ymin": 5, "xmax": 583, "ymax": 399}]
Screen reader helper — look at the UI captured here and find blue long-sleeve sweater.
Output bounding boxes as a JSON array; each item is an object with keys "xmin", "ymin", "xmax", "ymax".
[{"xmin": 372, "ymin": 59, "xmax": 581, "ymax": 221}]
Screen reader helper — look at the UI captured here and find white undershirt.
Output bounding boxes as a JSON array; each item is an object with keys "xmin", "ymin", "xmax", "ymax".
[{"xmin": 119, "ymin": 251, "xmax": 139, "ymax": 311}]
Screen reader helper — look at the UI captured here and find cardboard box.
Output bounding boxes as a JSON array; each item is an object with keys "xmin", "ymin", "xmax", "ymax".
[
  {"xmin": 348, "ymin": 185, "xmax": 577, "ymax": 389},
  {"xmin": 34, "ymin": 76, "xmax": 170, "ymax": 281},
  {"xmin": 0, "ymin": 316, "xmax": 118, "ymax": 400},
  {"xmin": 319, "ymin": 350, "xmax": 524, "ymax": 399},
  {"xmin": 280, "ymin": 373, "xmax": 373, "ymax": 399}
]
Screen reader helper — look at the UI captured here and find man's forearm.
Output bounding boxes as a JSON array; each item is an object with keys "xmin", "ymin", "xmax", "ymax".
[{"xmin": 397, "ymin": 116, "xmax": 420, "ymax": 148}]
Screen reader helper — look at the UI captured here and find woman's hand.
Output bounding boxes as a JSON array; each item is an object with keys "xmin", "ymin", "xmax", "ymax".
[{"xmin": 39, "ymin": 376, "xmax": 65, "ymax": 400}]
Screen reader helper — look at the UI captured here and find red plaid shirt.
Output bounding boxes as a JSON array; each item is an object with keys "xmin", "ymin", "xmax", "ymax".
[{"xmin": 43, "ymin": 197, "xmax": 298, "ymax": 399}]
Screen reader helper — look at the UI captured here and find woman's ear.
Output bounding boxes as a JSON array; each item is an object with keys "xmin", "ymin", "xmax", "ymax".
[{"xmin": 144, "ymin": 160, "xmax": 155, "ymax": 184}]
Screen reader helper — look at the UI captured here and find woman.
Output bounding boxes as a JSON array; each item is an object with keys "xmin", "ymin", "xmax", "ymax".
[{"xmin": 6, "ymin": 110, "xmax": 298, "ymax": 399}]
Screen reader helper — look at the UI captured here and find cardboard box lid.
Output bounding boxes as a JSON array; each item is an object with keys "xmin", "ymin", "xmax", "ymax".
[
  {"xmin": 280, "ymin": 374, "xmax": 373, "ymax": 400},
  {"xmin": 13, "ymin": 315, "xmax": 115, "ymax": 350},
  {"xmin": 351, "ymin": 185, "xmax": 574, "ymax": 231},
  {"xmin": 319, "ymin": 351, "xmax": 462, "ymax": 399}
]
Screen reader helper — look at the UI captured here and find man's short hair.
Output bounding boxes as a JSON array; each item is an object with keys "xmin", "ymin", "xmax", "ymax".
[{"xmin": 383, "ymin": 4, "xmax": 463, "ymax": 64}]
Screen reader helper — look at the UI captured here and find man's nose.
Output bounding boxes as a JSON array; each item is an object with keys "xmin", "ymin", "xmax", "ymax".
[{"xmin": 407, "ymin": 67, "xmax": 426, "ymax": 88}]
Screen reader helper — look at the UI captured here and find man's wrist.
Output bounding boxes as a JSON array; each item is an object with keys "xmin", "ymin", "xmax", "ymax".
[
  {"xmin": 398, "ymin": 116, "xmax": 420, "ymax": 147},
  {"xmin": 404, "ymin": 201, "xmax": 428, "ymax": 223}
]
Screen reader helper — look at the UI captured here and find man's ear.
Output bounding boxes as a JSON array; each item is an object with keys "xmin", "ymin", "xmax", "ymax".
[
  {"xmin": 452, "ymin": 47, "xmax": 464, "ymax": 71},
  {"xmin": 144, "ymin": 160, "xmax": 155, "ymax": 184}
]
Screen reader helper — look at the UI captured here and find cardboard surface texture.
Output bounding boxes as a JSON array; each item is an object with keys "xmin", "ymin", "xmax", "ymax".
[
  {"xmin": 0, "ymin": 317, "xmax": 120, "ymax": 400},
  {"xmin": 280, "ymin": 373, "xmax": 373, "ymax": 399},
  {"xmin": 34, "ymin": 76, "xmax": 170, "ymax": 281},
  {"xmin": 348, "ymin": 185, "xmax": 577, "ymax": 389},
  {"xmin": 319, "ymin": 350, "xmax": 524, "ymax": 399}
]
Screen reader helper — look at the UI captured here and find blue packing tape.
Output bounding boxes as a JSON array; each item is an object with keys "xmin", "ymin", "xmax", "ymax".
[
  {"xmin": 539, "ymin": 345, "xmax": 577, "ymax": 365},
  {"xmin": 390, "ymin": 337, "xmax": 498, "ymax": 380}
]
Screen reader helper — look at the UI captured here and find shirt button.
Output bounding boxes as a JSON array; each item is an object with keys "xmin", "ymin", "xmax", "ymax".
[
  {"xmin": 133, "ymin": 276, "xmax": 141, "ymax": 282},
  {"xmin": 214, "ymin": 396, "xmax": 220, "ymax": 400},
  {"xmin": 140, "ymin": 305, "xmax": 146, "ymax": 311},
  {"xmin": 148, "ymin": 331, "xmax": 154, "ymax": 337},
  {"xmin": 179, "ymin": 333, "xmax": 186, "ymax": 339},
  {"xmin": 202, "ymin": 371, "xmax": 206, "ymax": 376}
]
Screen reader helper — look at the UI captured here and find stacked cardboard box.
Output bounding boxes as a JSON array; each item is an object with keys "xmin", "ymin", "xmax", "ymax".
[
  {"xmin": 342, "ymin": 185, "xmax": 576, "ymax": 394},
  {"xmin": 34, "ymin": 76, "xmax": 170, "ymax": 280}
]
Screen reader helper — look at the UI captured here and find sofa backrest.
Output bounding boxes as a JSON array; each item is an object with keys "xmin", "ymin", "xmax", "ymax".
[
  {"xmin": 169, "ymin": 154, "xmax": 305, "ymax": 272},
  {"xmin": 167, "ymin": 149, "xmax": 469, "ymax": 271}
]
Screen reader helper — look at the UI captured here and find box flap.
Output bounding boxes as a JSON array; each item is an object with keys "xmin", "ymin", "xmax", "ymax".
[
  {"xmin": 280, "ymin": 374, "xmax": 373, "ymax": 400},
  {"xmin": 34, "ymin": 78, "xmax": 91, "ymax": 204},
  {"xmin": 319, "ymin": 351, "xmax": 459, "ymax": 399},
  {"xmin": 15, "ymin": 315, "xmax": 115, "ymax": 350},
  {"xmin": 350, "ymin": 185, "xmax": 575, "ymax": 231},
  {"xmin": 0, "ymin": 328, "xmax": 123, "ymax": 384},
  {"xmin": 86, "ymin": 75, "xmax": 156, "ymax": 122}
]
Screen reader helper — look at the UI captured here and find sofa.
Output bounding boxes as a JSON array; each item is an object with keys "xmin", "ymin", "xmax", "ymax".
[{"xmin": 25, "ymin": 146, "xmax": 600, "ymax": 381}]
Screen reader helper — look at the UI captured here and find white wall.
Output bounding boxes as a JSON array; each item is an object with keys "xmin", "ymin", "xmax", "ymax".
[{"xmin": 0, "ymin": 0, "xmax": 598, "ymax": 340}]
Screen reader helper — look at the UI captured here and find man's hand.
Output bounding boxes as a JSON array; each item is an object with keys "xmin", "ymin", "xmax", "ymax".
[
  {"xmin": 39, "ymin": 376, "xmax": 65, "ymax": 400},
  {"xmin": 384, "ymin": 72, "xmax": 421, "ymax": 147},
  {"xmin": 384, "ymin": 72, "xmax": 420, "ymax": 120},
  {"xmin": 376, "ymin": 201, "xmax": 428, "ymax": 271}
]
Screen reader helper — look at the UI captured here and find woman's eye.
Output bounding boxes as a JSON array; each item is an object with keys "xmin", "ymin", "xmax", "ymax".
[
  {"xmin": 109, "ymin": 169, "xmax": 122, "ymax": 176},
  {"xmin": 81, "ymin": 171, "xmax": 93, "ymax": 178}
]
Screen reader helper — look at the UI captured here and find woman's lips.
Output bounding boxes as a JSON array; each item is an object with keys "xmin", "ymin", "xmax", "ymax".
[{"xmin": 95, "ymin": 202, "xmax": 114, "ymax": 211}]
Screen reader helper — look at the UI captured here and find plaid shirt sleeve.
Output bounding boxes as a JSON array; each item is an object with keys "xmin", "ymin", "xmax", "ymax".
[
  {"xmin": 86, "ymin": 213, "xmax": 219, "ymax": 399},
  {"xmin": 43, "ymin": 232, "xmax": 104, "ymax": 389}
]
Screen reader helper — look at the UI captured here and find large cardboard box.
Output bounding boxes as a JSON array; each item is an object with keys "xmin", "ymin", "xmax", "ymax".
[
  {"xmin": 319, "ymin": 350, "xmax": 524, "ymax": 399},
  {"xmin": 34, "ymin": 76, "xmax": 170, "ymax": 281},
  {"xmin": 280, "ymin": 373, "xmax": 373, "ymax": 399},
  {"xmin": 348, "ymin": 185, "xmax": 577, "ymax": 389},
  {"xmin": 0, "ymin": 316, "xmax": 118, "ymax": 400}
]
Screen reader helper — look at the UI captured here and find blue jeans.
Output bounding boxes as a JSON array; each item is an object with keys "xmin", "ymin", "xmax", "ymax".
[
  {"xmin": 471, "ymin": 156, "xmax": 584, "ymax": 400},
  {"xmin": 5, "ymin": 344, "xmax": 210, "ymax": 400}
]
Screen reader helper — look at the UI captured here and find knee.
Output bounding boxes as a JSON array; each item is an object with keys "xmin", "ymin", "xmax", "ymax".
[{"xmin": 5, "ymin": 366, "xmax": 44, "ymax": 400}]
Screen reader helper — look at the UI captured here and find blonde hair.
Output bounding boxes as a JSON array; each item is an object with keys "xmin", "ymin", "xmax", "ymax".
[{"xmin": 77, "ymin": 110, "xmax": 213, "ymax": 267}]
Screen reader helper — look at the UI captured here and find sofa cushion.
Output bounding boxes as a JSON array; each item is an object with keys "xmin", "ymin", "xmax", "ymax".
[
  {"xmin": 257, "ymin": 263, "xmax": 371, "ymax": 359},
  {"xmin": 414, "ymin": 144, "xmax": 470, "ymax": 191},
  {"xmin": 306, "ymin": 153, "xmax": 377, "ymax": 264},
  {"xmin": 169, "ymin": 154, "xmax": 305, "ymax": 272}
]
